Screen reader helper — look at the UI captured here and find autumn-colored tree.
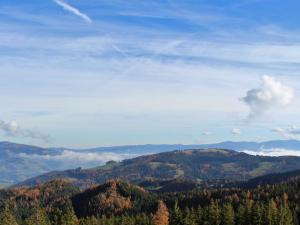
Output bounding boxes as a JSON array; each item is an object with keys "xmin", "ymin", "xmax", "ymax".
[{"xmin": 153, "ymin": 200, "xmax": 169, "ymax": 225}]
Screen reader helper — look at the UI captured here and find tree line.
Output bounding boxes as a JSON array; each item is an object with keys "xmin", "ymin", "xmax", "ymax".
[{"xmin": 0, "ymin": 177, "xmax": 299, "ymax": 225}]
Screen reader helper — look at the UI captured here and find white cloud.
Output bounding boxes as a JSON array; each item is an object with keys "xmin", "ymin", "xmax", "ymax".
[
  {"xmin": 202, "ymin": 131, "xmax": 212, "ymax": 136},
  {"xmin": 231, "ymin": 128, "xmax": 241, "ymax": 135},
  {"xmin": 53, "ymin": 0, "xmax": 92, "ymax": 24},
  {"xmin": 242, "ymin": 148, "xmax": 300, "ymax": 157},
  {"xmin": 241, "ymin": 75, "xmax": 294, "ymax": 119},
  {"xmin": 0, "ymin": 120, "xmax": 19, "ymax": 136},
  {"xmin": 272, "ymin": 125, "xmax": 300, "ymax": 140},
  {"xmin": 18, "ymin": 150, "xmax": 142, "ymax": 168},
  {"xmin": 0, "ymin": 120, "xmax": 50, "ymax": 142}
]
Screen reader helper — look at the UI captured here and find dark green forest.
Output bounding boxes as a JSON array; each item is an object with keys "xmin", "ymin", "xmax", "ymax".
[{"xmin": 0, "ymin": 171, "xmax": 300, "ymax": 225}]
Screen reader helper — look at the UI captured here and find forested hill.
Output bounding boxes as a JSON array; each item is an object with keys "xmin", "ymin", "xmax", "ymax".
[
  {"xmin": 238, "ymin": 169, "xmax": 300, "ymax": 188},
  {"xmin": 1, "ymin": 174, "xmax": 300, "ymax": 224},
  {"xmin": 3, "ymin": 140, "xmax": 300, "ymax": 187},
  {"xmin": 18, "ymin": 149, "xmax": 300, "ymax": 188}
]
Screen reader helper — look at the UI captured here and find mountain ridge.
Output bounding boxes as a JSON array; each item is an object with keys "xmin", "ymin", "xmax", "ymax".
[
  {"xmin": 2, "ymin": 139, "xmax": 300, "ymax": 187},
  {"xmin": 17, "ymin": 148, "xmax": 300, "ymax": 189}
]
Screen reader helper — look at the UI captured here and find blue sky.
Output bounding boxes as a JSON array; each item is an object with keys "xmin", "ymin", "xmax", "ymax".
[{"xmin": 1, "ymin": 0, "xmax": 300, "ymax": 148}]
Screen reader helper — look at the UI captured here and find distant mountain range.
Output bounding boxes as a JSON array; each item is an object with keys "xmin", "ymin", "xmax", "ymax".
[
  {"xmin": 17, "ymin": 148, "xmax": 300, "ymax": 189},
  {"xmin": 2, "ymin": 139, "xmax": 300, "ymax": 187},
  {"xmin": 76, "ymin": 139, "xmax": 300, "ymax": 154}
]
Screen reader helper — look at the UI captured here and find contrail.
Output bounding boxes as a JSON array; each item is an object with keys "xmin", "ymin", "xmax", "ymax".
[{"xmin": 53, "ymin": 0, "xmax": 92, "ymax": 24}]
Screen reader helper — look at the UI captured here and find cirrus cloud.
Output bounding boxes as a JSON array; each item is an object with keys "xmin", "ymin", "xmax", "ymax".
[
  {"xmin": 53, "ymin": 0, "xmax": 92, "ymax": 24},
  {"xmin": 241, "ymin": 75, "xmax": 294, "ymax": 120}
]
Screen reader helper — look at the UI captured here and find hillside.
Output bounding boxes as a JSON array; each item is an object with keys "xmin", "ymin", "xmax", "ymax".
[
  {"xmin": 0, "ymin": 142, "xmax": 192, "ymax": 186},
  {"xmin": 0, "ymin": 142, "xmax": 62, "ymax": 187},
  {"xmin": 0, "ymin": 142, "xmax": 205, "ymax": 187},
  {"xmin": 72, "ymin": 180, "xmax": 158, "ymax": 218},
  {"xmin": 2, "ymin": 174, "xmax": 300, "ymax": 224},
  {"xmin": 3, "ymin": 140, "xmax": 300, "ymax": 187},
  {"xmin": 18, "ymin": 149, "xmax": 300, "ymax": 188},
  {"xmin": 238, "ymin": 169, "xmax": 300, "ymax": 188},
  {"xmin": 0, "ymin": 179, "xmax": 80, "ymax": 224}
]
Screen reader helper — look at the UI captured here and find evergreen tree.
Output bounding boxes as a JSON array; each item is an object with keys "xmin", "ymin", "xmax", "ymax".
[
  {"xmin": 208, "ymin": 200, "xmax": 221, "ymax": 225},
  {"xmin": 251, "ymin": 203, "xmax": 263, "ymax": 225},
  {"xmin": 135, "ymin": 213, "xmax": 154, "ymax": 225},
  {"xmin": 266, "ymin": 199, "xmax": 278, "ymax": 225},
  {"xmin": 23, "ymin": 207, "xmax": 51, "ymax": 225},
  {"xmin": 245, "ymin": 199, "xmax": 254, "ymax": 225},
  {"xmin": 60, "ymin": 208, "xmax": 79, "ymax": 225},
  {"xmin": 79, "ymin": 216, "xmax": 98, "ymax": 225},
  {"xmin": 279, "ymin": 204, "xmax": 294, "ymax": 225},
  {"xmin": 0, "ymin": 205, "xmax": 18, "ymax": 225},
  {"xmin": 120, "ymin": 215, "xmax": 133, "ymax": 225},
  {"xmin": 170, "ymin": 201, "xmax": 183, "ymax": 225},
  {"xmin": 235, "ymin": 204, "xmax": 245, "ymax": 225},
  {"xmin": 52, "ymin": 207, "xmax": 79, "ymax": 225},
  {"xmin": 221, "ymin": 204, "xmax": 234, "ymax": 225},
  {"xmin": 195, "ymin": 206, "xmax": 203, "ymax": 225},
  {"xmin": 183, "ymin": 207, "xmax": 197, "ymax": 225}
]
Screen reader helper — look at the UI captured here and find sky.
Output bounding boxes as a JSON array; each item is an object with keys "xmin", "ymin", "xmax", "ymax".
[{"xmin": 1, "ymin": 0, "xmax": 300, "ymax": 148}]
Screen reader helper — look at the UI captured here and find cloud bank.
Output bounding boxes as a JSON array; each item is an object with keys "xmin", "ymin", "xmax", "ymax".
[
  {"xmin": 53, "ymin": 0, "xmax": 92, "ymax": 24},
  {"xmin": 18, "ymin": 150, "xmax": 141, "ymax": 168},
  {"xmin": 242, "ymin": 148, "xmax": 300, "ymax": 157},
  {"xmin": 241, "ymin": 75, "xmax": 294, "ymax": 119},
  {"xmin": 0, "ymin": 120, "xmax": 50, "ymax": 142}
]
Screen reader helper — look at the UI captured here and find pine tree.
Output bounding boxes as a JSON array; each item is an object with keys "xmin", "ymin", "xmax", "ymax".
[
  {"xmin": 293, "ymin": 209, "xmax": 299, "ymax": 225},
  {"xmin": 135, "ymin": 213, "xmax": 153, "ymax": 225},
  {"xmin": 120, "ymin": 215, "xmax": 134, "ymax": 225},
  {"xmin": 279, "ymin": 204, "xmax": 294, "ymax": 225},
  {"xmin": 0, "ymin": 206, "xmax": 18, "ymax": 225},
  {"xmin": 221, "ymin": 204, "xmax": 234, "ymax": 225},
  {"xmin": 23, "ymin": 207, "xmax": 51, "ymax": 225},
  {"xmin": 183, "ymin": 207, "xmax": 197, "ymax": 225},
  {"xmin": 208, "ymin": 200, "xmax": 221, "ymax": 225},
  {"xmin": 195, "ymin": 206, "xmax": 203, "ymax": 225},
  {"xmin": 235, "ymin": 204, "xmax": 245, "ymax": 225},
  {"xmin": 266, "ymin": 199, "xmax": 278, "ymax": 225},
  {"xmin": 251, "ymin": 203, "xmax": 263, "ymax": 225},
  {"xmin": 170, "ymin": 201, "xmax": 183, "ymax": 225},
  {"xmin": 79, "ymin": 216, "xmax": 98, "ymax": 225},
  {"xmin": 52, "ymin": 207, "xmax": 79, "ymax": 225},
  {"xmin": 245, "ymin": 199, "xmax": 254, "ymax": 225},
  {"xmin": 61, "ymin": 208, "xmax": 79, "ymax": 225}
]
